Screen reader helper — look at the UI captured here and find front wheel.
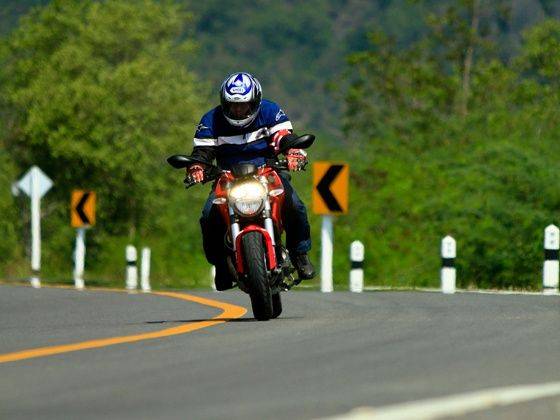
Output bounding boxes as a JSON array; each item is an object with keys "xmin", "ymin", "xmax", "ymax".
[{"xmin": 242, "ymin": 232, "xmax": 273, "ymax": 321}]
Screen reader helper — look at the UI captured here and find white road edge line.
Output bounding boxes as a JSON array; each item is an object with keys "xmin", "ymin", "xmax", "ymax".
[
  {"xmin": 362, "ymin": 286, "xmax": 559, "ymax": 296},
  {"xmin": 323, "ymin": 382, "xmax": 560, "ymax": 420}
]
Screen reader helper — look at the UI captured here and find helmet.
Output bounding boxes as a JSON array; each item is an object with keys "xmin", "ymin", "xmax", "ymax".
[{"xmin": 220, "ymin": 72, "xmax": 262, "ymax": 128}]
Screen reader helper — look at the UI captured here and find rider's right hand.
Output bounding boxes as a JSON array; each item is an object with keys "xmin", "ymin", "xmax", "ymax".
[{"xmin": 187, "ymin": 164, "xmax": 205, "ymax": 183}]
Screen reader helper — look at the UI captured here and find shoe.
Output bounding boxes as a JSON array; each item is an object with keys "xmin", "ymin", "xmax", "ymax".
[
  {"xmin": 214, "ymin": 263, "xmax": 234, "ymax": 291},
  {"xmin": 292, "ymin": 253, "xmax": 315, "ymax": 280}
]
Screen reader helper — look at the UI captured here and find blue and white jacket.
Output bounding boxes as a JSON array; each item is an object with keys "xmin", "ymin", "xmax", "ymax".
[{"xmin": 190, "ymin": 99, "xmax": 293, "ymax": 170}]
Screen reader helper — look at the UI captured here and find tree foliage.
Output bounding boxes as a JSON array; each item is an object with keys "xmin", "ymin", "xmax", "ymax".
[
  {"xmin": 3, "ymin": 0, "xmax": 560, "ymax": 132},
  {"xmin": 342, "ymin": 6, "xmax": 560, "ymax": 289},
  {"xmin": 0, "ymin": 0, "xmax": 209, "ymax": 282},
  {"xmin": 1, "ymin": 0, "xmax": 206, "ymax": 235}
]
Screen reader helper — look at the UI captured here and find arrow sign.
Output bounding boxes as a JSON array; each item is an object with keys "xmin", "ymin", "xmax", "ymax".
[
  {"xmin": 71, "ymin": 190, "xmax": 96, "ymax": 228},
  {"xmin": 76, "ymin": 193, "xmax": 91, "ymax": 224},
  {"xmin": 313, "ymin": 162, "xmax": 349, "ymax": 215},
  {"xmin": 316, "ymin": 165, "xmax": 344, "ymax": 212}
]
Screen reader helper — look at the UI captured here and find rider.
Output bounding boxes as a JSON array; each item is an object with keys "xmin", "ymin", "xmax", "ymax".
[{"xmin": 187, "ymin": 71, "xmax": 315, "ymax": 291}]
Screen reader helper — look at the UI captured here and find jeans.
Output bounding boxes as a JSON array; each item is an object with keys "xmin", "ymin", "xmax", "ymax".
[{"xmin": 199, "ymin": 174, "xmax": 311, "ymax": 266}]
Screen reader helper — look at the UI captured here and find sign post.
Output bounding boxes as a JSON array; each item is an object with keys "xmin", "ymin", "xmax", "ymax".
[
  {"xmin": 313, "ymin": 162, "xmax": 349, "ymax": 292},
  {"xmin": 74, "ymin": 228, "xmax": 86, "ymax": 290},
  {"xmin": 71, "ymin": 190, "xmax": 96, "ymax": 289},
  {"xmin": 15, "ymin": 166, "xmax": 53, "ymax": 288},
  {"xmin": 321, "ymin": 215, "xmax": 334, "ymax": 292}
]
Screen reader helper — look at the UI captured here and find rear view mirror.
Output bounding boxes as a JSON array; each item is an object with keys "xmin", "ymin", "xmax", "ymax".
[
  {"xmin": 279, "ymin": 134, "xmax": 315, "ymax": 153},
  {"xmin": 167, "ymin": 155, "xmax": 214, "ymax": 169},
  {"xmin": 167, "ymin": 155, "xmax": 192, "ymax": 169}
]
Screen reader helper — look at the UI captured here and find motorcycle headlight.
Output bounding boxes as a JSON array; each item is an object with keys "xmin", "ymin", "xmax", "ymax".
[{"xmin": 229, "ymin": 181, "xmax": 267, "ymax": 216}]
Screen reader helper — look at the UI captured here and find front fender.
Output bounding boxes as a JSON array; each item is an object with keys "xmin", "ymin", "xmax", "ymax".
[{"xmin": 235, "ymin": 226, "xmax": 277, "ymax": 274}]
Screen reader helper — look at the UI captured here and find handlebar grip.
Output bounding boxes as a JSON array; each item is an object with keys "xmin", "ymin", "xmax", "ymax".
[
  {"xmin": 272, "ymin": 160, "xmax": 289, "ymax": 171},
  {"xmin": 183, "ymin": 176, "xmax": 198, "ymax": 189}
]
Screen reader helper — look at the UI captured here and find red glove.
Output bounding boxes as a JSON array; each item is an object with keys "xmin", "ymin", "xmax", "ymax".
[
  {"xmin": 269, "ymin": 129, "xmax": 291, "ymax": 154},
  {"xmin": 286, "ymin": 149, "xmax": 307, "ymax": 171},
  {"xmin": 187, "ymin": 164, "xmax": 205, "ymax": 183}
]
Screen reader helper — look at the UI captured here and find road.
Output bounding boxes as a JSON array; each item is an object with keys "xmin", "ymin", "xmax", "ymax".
[{"xmin": 1, "ymin": 284, "xmax": 559, "ymax": 419}]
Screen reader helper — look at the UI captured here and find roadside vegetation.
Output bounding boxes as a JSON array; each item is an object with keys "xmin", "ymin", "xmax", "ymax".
[{"xmin": 1, "ymin": 0, "xmax": 560, "ymax": 290}]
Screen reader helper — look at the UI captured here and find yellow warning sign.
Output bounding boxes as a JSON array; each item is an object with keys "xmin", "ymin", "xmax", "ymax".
[
  {"xmin": 71, "ymin": 190, "xmax": 96, "ymax": 228},
  {"xmin": 312, "ymin": 162, "xmax": 349, "ymax": 215}
]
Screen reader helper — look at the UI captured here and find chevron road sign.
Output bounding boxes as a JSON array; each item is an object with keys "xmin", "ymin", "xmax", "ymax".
[
  {"xmin": 71, "ymin": 190, "xmax": 96, "ymax": 290},
  {"xmin": 312, "ymin": 162, "xmax": 349, "ymax": 293},
  {"xmin": 71, "ymin": 190, "xmax": 96, "ymax": 228},
  {"xmin": 312, "ymin": 162, "xmax": 349, "ymax": 215}
]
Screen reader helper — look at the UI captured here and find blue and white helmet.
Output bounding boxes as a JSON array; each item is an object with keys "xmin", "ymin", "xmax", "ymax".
[{"xmin": 220, "ymin": 72, "xmax": 262, "ymax": 128}]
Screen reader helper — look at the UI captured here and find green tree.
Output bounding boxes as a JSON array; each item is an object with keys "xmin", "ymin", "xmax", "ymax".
[
  {"xmin": 342, "ymin": 9, "xmax": 560, "ymax": 289},
  {"xmin": 1, "ymin": 0, "xmax": 206, "ymax": 236},
  {"xmin": 0, "ymin": 135, "xmax": 21, "ymax": 275},
  {"xmin": 0, "ymin": 0, "xmax": 210, "ymax": 283},
  {"xmin": 517, "ymin": 18, "xmax": 560, "ymax": 85}
]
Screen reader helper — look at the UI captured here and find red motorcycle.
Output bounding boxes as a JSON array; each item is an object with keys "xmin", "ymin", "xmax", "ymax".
[{"xmin": 167, "ymin": 134, "xmax": 314, "ymax": 320}]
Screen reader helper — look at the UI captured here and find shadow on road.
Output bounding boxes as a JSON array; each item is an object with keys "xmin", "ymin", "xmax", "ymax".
[
  {"xmin": 145, "ymin": 318, "xmax": 256, "ymax": 323},
  {"xmin": 145, "ymin": 317, "xmax": 302, "ymax": 324}
]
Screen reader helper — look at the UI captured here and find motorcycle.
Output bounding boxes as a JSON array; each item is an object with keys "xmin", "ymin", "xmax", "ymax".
[{"xmin": 167, "ymin": 134, "xmax": 315, "ymax": 321}]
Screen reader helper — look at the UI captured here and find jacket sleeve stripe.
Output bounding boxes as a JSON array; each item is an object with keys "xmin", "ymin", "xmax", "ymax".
[
  {"xmin": 269, "ymin": 121, "xmax": 293, "ymax": 134},
  {"xmin": 194, "ymin": 138, "xmax": 218, "ymax": 147}
]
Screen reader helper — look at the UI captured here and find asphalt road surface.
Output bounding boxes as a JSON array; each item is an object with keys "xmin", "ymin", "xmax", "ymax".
[{"xmin": 1, "ymin": 284, "xmax": 560, "ymax": 419}]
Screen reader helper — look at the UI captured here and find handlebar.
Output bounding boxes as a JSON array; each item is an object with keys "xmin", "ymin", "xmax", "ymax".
[
  {"xmin": 269, "ymin": 160, "xmax": 290, "ymax": 172},
  {"xmin": 270, "ymin": 159, "xmax": 309, "ymax": 172},
  {"xmin": 182, "ymin": 160, "xmax": 301, "ymax": 189}
]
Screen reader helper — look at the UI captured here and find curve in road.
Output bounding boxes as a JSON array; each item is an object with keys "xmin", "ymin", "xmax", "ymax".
[{"xmin": 0, "ymin": 289, "xmax": 247, "ymax": 364}]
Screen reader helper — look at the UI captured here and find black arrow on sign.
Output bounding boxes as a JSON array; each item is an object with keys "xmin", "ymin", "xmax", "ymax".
[
  {"xmin": 316, "ymin": 165, "xmax": 344, "ymax": 212},
  {"xmin": 76, "ymin": 192, "xmax": 91, "ymax": 224}
]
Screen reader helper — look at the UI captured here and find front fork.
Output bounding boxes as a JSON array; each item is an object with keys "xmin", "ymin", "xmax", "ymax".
[
  {"xmin": 229, "ymin": 204, "xmax": 241, "ymax": 251},
  {"xmin": 262, "ymin": 197, "xmax": 276, "ymax": 246}
]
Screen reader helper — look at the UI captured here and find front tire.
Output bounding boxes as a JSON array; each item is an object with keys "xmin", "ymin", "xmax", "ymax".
[{"xmin": 242, "ymin": 232, "xmax": 273, "ymax": 321}]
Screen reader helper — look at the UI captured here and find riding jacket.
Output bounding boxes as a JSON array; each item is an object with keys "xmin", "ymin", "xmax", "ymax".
[{"xmin": 191, "ymin": 99, "xmax": 293, "ymax": 170}]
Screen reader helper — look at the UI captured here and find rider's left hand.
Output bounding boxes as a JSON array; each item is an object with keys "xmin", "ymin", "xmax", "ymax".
[
  {"xmin": 187, "ymin": 164, "xmax": 205, "ymax": 183},
  {"xmin": 286, "ymin": 149, "xmax": 308, "ymax": 171},
  {"xmin": 269, "ymin": 129, "xmax": 291, "ymax": 154}
]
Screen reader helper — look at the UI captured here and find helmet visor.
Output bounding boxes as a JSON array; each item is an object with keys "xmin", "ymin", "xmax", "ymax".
[
  {"xmin": 226, "ymin": 102, "xmax": 251, "ymax": 119},
  {"xmin": 222, "ymin": 99, "xmax": 260, "ymax": 122}
]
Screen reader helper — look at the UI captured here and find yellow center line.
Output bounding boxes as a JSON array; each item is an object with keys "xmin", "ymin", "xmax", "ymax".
[{"xmin": 0, "ymin": 289, "xmax": 247, "ymax": 364}]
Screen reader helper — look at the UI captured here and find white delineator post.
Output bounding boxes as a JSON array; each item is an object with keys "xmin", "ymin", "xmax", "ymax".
[
  {"xmin": 349, "ymin": 241, "xmax": 364, "ymax": 292},
  {"xmin": 441, "ymin": 235, "xmax": 456, "ymax": 294},
  {"xmin": 543, "ymin": 224, "xmax": 559, "ymax": 295},
  {"xmin": 73, "ymin": 228, "xmax": 86, "ymax": 290},
  {"xmin": 321, "ymin": 215, "xmax": 334, "ymax": 292},
  {"xmin": 126, "ymin": 245, "xmax": 138, "ymax": 290},
  {"xmin": 15, "ymin": 166, "xmax": 53, "ymax": 289},
  {"xmin": 140, "ymin": 247, "xmax": 151, "ymax": 292}
]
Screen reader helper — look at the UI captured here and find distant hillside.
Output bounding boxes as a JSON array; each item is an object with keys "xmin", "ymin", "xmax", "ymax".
[
  {"xmin": 0, "ymin": 0, "xmax": 48, "ymax": 34},
  {"xmin": 2, "ymin": 0, "xmax": 559, "ymax": 133}
]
